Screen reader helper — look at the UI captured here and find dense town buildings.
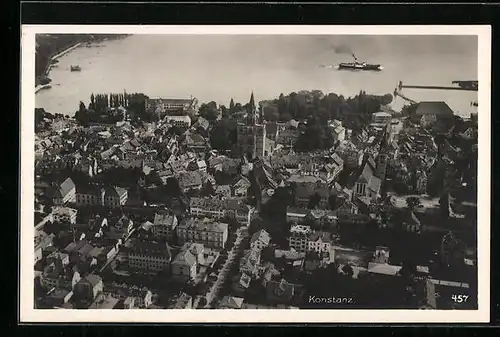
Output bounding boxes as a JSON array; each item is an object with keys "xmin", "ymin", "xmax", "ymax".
[{"xmin": 33, "ymin": 89, "xmax": 477, "ymax": 310}]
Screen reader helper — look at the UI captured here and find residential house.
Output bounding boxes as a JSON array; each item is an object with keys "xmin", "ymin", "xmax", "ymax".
[
  {"xmin": 169, "ymin": 292, "xmax": 193, "ymax": 309},
  {"xmin": 288, "ymin": 225, "xmax": 312, "ymax": 253},
  {"xmin": 74, "ymin": 274, "xmax": 103, "ymax": 302},
  {"xmin": 152, "ymin": 213, "xmax": 178, "ymax": 242},
  {"xmin": 171, "ymin": 243, "xmax": 205, "ymax": 282},
  {"xmin": 335, "ymin": 141, "xmax": 363, "ymax": 169},
  {"xmin": 190, "ymin": 197, "xmax": 253, "ymax": 226},
  {"xmin": 187, "ymin": 159, "xmax": 207, "ymax": 173},
  {"xmin": 75, "ymin": 184, "xmax": 101, "ymax": 206},
  {"xmin": 372, "ymin": 112, "xmax": 392, "ymax": 125},
  {"xmin": 215, "ymin": 185, "xmax": 232, "ymax": 199},
  {"xmin": 288, "ymin": 175, "xmax": 330, "ymax": 209},
  {"xmin": 250, "ymin": 229, "xmax": 271, "ymax": 251},
  {"xmin": 240, "ymin": 248, "xmax": 262, "ymax": 277},
  {"xmin": 178, "ymin": 171, "xmax": 203, "ymax": 193},
  {"xmin": 176, "ymin": 217, "xmax": 229, "ymax": 249},
  {"xmin": 218, "ymin": 296, "xmax": 244, "ymax": 309},
  {"xmin": 286, "ymin": 207, "xmax": 309, "ymax": 224},
  {"xmin": 52, "ymin": 206, "xmax": 78, "ymax": 225},
  {"xmin": 265, "ymin": 278, "xmax": 302, "ymax": 305},
  {"xmin": 165, "ymin": 115, "xmax": 192, "ymax": 130},
  {"xmin": 44, "ymin": 288, "xmax": 74, "ymax": 308},
  {"xmin": 183, "ymin": 131, "xmax": 210, "ymax": 153},
  {"xmin": 127, "ymin": 241, "xmax": 172, "ymax": 273},
  {"xmin": 88, "ymin": 294, "xmax": 121, "ymax": 309},
  {"xmin": 410, "ymin": 101, "xmax": 455, "ymax": 128},
  {"xmin": 52, "ymin": 177, "xmax": 76, "ymax": 205},
  {"xmin": 232, "ymin": 176, "xmax": 251, "ymax": 197},
  {"xmin": 307, "ymin": 232, "xmax": 333, "ymax": 254},
  {"xmin": 101, "ymin": 186, "xmax": 128, "ymax": 208},
  {"xmin": 331, "ymin": 125, "xmax": 346, "ymax": 143},
  {"xmin": 102, "ymin": 282, "xmax": 153, "ymax": 308},
  {"xmin": 40, "ymin": 264, "xmax": 81, "ymax": 291}
]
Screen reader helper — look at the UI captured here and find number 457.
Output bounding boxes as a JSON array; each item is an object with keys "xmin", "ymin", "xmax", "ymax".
[{"xmin": 451, "ymin": 295, "xmax": 469, "ymax": 303}]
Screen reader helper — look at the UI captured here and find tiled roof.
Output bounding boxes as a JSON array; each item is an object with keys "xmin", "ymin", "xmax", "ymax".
[{"xmin": 415, "ymin": 101, "xmax": 454, "ymax": 117}]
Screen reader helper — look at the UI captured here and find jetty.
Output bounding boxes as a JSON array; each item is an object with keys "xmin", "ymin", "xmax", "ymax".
[
  {"xmin": 44, "ymin": 42, "xmax": 82, "ymax": 76},
  {"xmin": 35, "ymin": 83, "xmax": 52, "ymax": 94},
  {"xmin": 397, "ymin": 81, "xmax": 478, "ymax": 92}
]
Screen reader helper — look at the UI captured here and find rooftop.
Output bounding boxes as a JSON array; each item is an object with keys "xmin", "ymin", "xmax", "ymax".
[{"xmin": 179, "ymin": 217, "xmax": 228, "ymax": 234}]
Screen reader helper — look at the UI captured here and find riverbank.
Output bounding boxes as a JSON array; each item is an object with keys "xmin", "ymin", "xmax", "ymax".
[
  {"xmin": 43, "ymin": 42, "xmax": 82, "ymax": 77},
  {"xmin": 35, "ymin": 34, "xmax": 131, "ymax": 86},
  {"xmin": 35, "ymin": 84, "xmax": 52, "ymax": 94}
]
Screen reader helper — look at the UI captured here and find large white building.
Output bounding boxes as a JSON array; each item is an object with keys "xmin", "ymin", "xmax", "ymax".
[
  {"xmin": 127, "ymin": 241, "xmax": 172, "ymax": 273},
  {"xmin": 152, "ymin": 213, "xmax": 178, "ymax": 242},
  {"xmin": 176, "ymin": 217, "xmax": 229, "ymax": 249},
  {"xmin": 52, "ymin": 206, "xmax": 78, "ymax": 225},
  {"xmin": 288, "ymin": 225, "xmax": 312, "ymax": 253}
]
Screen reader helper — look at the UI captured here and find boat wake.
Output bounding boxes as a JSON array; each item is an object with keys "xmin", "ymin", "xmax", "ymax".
[{"xmin": 319, "ymin": 65, "xmax": 338, "ymax": 70}]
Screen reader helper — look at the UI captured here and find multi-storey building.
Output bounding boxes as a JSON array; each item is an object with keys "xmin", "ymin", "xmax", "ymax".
[
  {"xmin": 176, "ymin": 217, "xmax": 228, "ymax": 249},
  {"xmin": 288, "ymin": 225, "xmax": 312, "ymax": 253},
  {"xmin": 52, "ymin": 206, "xmax": 78, "ymax": 225},
  {"xmin": 145, "ymin": 97, "xmax": 198, "ymax": 116},
  {"xmin": 52, "ymin": 177, "xmax": 76, "ymax": 205},
  {"xmin": 190, "ymin": 197, "xmax": 253, "ymax": 226},
  {"xmin": 307, "ymin": 232, "xmax": 333, "ymax": 254},
  {"xmin": 127, "ymin": 241, "xmax": 172, "ymax": 273},
  {"xmin": 152, "ymin": 213, "xmax": 178, "ymax": 242},
  {"xmin": 101, "ymin": 186, "xmax": 128, "ymax": 208}
]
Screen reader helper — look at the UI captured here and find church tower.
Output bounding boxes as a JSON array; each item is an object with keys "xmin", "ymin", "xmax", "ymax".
[
  {"xmin": 237, "ymin": 91, "xmax": 266, "ymax": 160},
  {"xmin": 376, "ymin": 127, "xmax": 390, "ymax": 180},
  {"xmin": 246, "ymin": 91, "xmax": 257, "ymax": 126}
]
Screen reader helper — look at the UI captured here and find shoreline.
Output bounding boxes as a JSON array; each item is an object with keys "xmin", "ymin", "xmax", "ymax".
[
  {"xmin": 36, "ymin": 34, "xmax": 131, "ymax": 87},
  {"xmin": 35, "ymin": 84, "xmax": 52, "ymax": 94},
  {"xmin": 43, "ymin": 42, "xmax": 83, "ymax": 78}
]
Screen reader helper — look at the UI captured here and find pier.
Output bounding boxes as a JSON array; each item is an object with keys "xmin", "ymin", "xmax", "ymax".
[
  {"xmin": 397, "ymin": 81, "xmax": 478, "ymax": 92},
  {"xmin": 400, "ymin": 84, "xmax": 477, "ymax": 92}
]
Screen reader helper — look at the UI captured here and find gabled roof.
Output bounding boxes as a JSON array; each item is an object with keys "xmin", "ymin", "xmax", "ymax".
[
  {"xmin": 367, "ymin": 262, "xmax": 402, "ymax": 276},
  {"xmin": 250, "ymin": 229, "xmax": 271, "ymax": 247},
  {"xmin": 414, "ymin": 101, "xmax": 454, "ymax": 117},
  {"xmin": 219, "ymin": 296, "xmax": 244, "ymax": 309},
  {"xmin": 59, "ymin": 177, "xmax": 75, "ymax": 197},
  {"xmin": 84, "ymin": 274, "xmax": 103, "ymax": 287}
]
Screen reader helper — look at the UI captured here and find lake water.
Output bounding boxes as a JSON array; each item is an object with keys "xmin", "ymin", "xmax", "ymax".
[{"xmin": 35, "ymin": 34, "xmax": 478, "ymax": 117}]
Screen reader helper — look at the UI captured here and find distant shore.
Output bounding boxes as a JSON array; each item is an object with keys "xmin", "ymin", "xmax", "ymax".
[
  {"xmin": 35, "ymin": 34, "xmax": 131, "ymax": 87},
  {"xmin": 43, "ymin": 42, "xmax": 83, "ymax": 78}
]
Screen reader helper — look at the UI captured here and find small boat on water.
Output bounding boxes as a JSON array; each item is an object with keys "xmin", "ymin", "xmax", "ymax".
[
  {"xmin": 338, "ymin": 54, "xmax": 382, "ymax": 71},
  {"xmin": 70, "ymin": 65, "xmax": 81, "ymax": 72}
]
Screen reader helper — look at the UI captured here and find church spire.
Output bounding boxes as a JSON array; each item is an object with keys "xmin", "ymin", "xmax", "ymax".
[
  {"xmin": 246, "ymin": 91, "xmax": 257, "ymax": 125},
  {"xmin": 249, "ymin": 91, "xmax": 255, "ymax": 112}
]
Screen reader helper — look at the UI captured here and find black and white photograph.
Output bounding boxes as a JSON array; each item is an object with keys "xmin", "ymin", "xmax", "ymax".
[{"xmin": 20, "ymin": 25, "xmax": 490, "ymax": 323}]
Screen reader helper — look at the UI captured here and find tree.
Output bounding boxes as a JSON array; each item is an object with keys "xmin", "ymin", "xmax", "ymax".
[
  {"xmin": 229, "ymin": 98, "xmax": 235, "ymax": 112},
  {"xmin": 165, "ymin": 177, "xmax": 182, "ymax": 197},
  {"xmin": 342, "ymin": 264, "xmax": 354, "ymax": 277},
  {"xmin": 263, "ymin": 105, "xmax": 279, "ymax": 122},
  {"xmin": 201, "ymin": 181, "xmax": 215, "ymax": 197},
  {"xmin": 405, "ymin": 196, "xmax": 422, "ymax": 211},
  {"xmin": 199, "ymin": 101, "xmax": 219, "ymax": 122},
  {"xmin": 307, "ymin": 192, "xmax": 322, "ymax": 209}
]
